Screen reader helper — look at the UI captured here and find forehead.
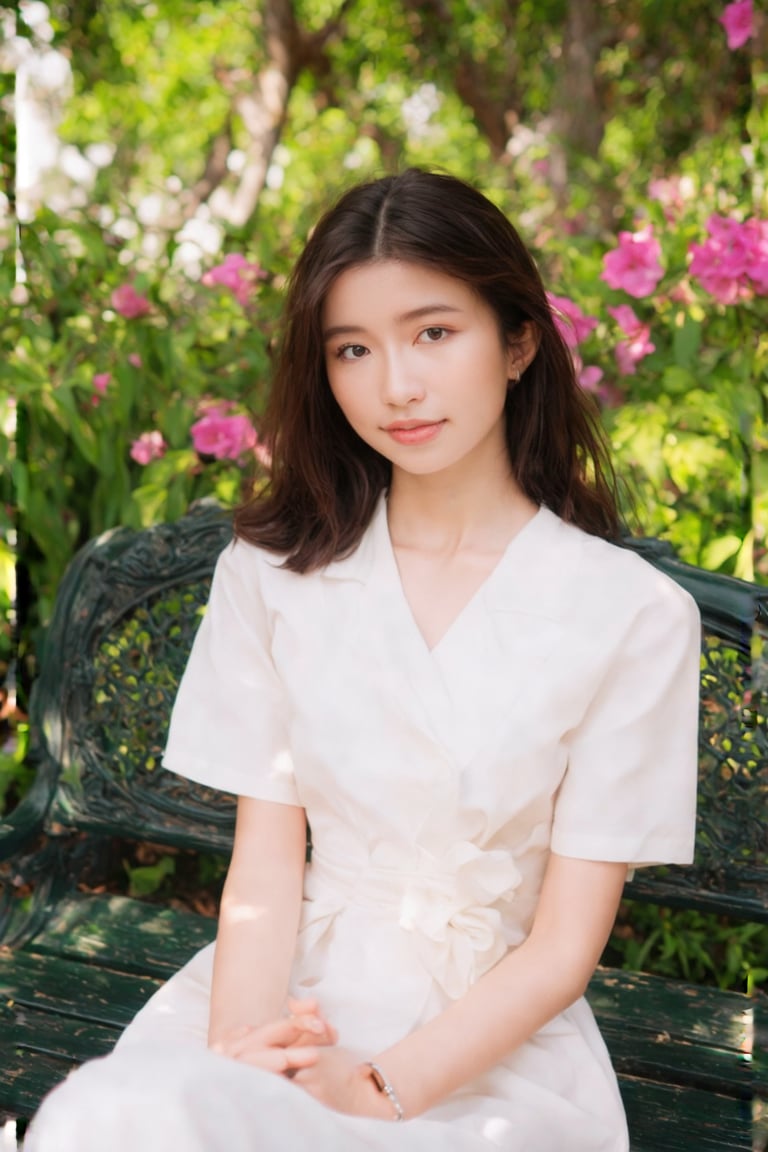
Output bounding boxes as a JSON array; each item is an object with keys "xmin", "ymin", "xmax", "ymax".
[{"xmin": 322, "ymin": 259, "xmax": 480, "ymax": 325}]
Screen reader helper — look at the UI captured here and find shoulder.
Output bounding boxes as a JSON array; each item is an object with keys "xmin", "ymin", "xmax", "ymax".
[
  {"xmin": 537, "ymin": 509, "xmax": 700, "ymax": 639},
  {"xmin": 216, "ymin": 513, "xmax": 378, "ymax": 615},
  {"xmin": 213, "ymin": 537, "xmax": 309, "ymax": 604}
]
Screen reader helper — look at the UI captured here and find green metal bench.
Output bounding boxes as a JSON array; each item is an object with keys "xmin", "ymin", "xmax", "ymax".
[{"xmin": 0, "ymin": 501, "xmax": 766, "ymax": 1150}]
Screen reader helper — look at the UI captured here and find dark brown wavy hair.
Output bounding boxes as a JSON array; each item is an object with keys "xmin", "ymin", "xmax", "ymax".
[{"xmin": 234, "ymin": 168, "xmax": 620, "ymax": 569}]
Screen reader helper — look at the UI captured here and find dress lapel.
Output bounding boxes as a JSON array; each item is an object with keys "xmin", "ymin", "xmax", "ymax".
[{"xmin": 431, "ymin": 508, "xmax": 571, "ymax": 768}]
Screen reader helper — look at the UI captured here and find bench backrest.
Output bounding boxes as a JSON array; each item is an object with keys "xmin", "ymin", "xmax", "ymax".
[{"xmin": 31, "ymin": 502, "xmax": 768, "ymax": 920}]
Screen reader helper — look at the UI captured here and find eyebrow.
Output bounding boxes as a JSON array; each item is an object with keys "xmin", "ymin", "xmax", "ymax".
[{"xmin": 322, "ymin": 303, "xmax": 463, "ymax": 342}]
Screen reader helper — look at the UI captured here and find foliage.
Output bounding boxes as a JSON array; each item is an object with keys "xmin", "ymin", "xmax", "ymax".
[
  {"xmin": 123, "ymin": 850, "xmax": 176, "ymax": 898},
  {"xmin": 605, "ymin": 899, "xmax": 768, "ymax": 993}
]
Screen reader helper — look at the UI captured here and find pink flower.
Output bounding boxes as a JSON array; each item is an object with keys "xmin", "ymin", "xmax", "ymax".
[
  {"xmin": 546, "ymin": 293, "xmax": 598, "ymax": 348},
  {"xmin": 744, "ymin": 217, "xmax": 768, "ymax": 293},
  {"xmin": 668, "ymin": 280, "xmax": 697, "ymax": 306},
  {"xmin": 93, "ymin": 372, "xmax": 111, "ymax": 395},
  {"xmin": 607, "ymin": 305, "xmax": 655, "ymax": 376},
  {"xmin": 202, "ymin": 253, "xmax": 266, "ymax": 307},
  {"xmin": 197, "ymin": 399, "xmax": 234, "ymax": 419},
  {"xmin": 719, "ymin": 0, "xmax": 753, "ymax": 49},
  {"xmin": 127, "ymin": 353, "xmax": 143, "ymax": 368},
  {"xmin": 130, "ymin": 431, "xmax": 167, "ymax": 465},
  {"xmin": 601, "ymin": 226, "xmax": 664, "ymax": 298},
  {"xmin": 578, "ymin": 365, "xmax": 604, "ymax": 392},
  {"xmin": 647, "ymin": 175, "xmax": 695, "ymax": 220},
  {"xmin": 688, "ymin": 213, "xmax": 768, "ymax": 303},
  {"xmin": 190, "ymin": 412, "xmax": 258, "ymax": 460},
  {"xmin": 607, "ymin": 305, "xmax": 640, "ymax": 335},
  {"xmin": 111, "ymin": 284, "xmax": 152, "ymax": 319}
]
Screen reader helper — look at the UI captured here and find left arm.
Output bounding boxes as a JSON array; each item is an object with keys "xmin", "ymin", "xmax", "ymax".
[
  {"xmin": 294, "ymin": 852, "xmax": 626, "ymax": 1118},
  {"xmin": 376, "ymin": 853, "xmax": 626, "ymax": 1116}
]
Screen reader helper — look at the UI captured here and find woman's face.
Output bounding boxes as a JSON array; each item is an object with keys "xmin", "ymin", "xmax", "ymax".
[{"xmin": 322, "ymin": 260, "xmax": 528, "ymax": 484}]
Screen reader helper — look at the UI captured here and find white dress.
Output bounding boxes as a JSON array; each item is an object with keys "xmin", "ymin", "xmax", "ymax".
[{"xmin": 26, "ymin": 499, "xmax": 701, "ymax": 1152}]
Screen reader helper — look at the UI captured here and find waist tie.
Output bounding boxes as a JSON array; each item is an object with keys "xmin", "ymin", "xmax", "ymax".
[{"xmin": 304, "ymin": 841, "xmax": 522, "ymax": 999}]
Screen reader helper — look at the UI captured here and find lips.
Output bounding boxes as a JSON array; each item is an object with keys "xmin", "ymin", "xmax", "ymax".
[{"xmin": 383, "ymin": 420, "xmax": 445, "ymax": 445}]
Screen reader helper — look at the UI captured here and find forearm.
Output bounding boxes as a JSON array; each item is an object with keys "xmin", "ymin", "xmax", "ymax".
[
  {"xmin": 376, "ymin": 933, "xmax": 583, "ymax": 1115},
  {"xmin": 207, "ymin": 795, "xmax": 307, "ymax": 1048},
  {"xmin": 208, "ymin": 865, "xmax": 304, "ymax": 1045},
  {"xmin": 375, "ymin": 856, "xmax": 627, "ymax": 1117}
]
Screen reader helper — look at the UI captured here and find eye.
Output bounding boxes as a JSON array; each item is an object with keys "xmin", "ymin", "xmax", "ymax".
[
  {"xmin": 417, "ymin": 326, "xmax": 448, "ymax": 344},
  {"xmin": 337, "ymin": 343, "xmax": 369, "ymax": 360}
]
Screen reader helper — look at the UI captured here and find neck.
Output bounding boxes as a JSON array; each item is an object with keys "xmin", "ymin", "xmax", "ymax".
[{"xmin": 386, "ymin": 464, "xmax": 538, "ymax": 552}]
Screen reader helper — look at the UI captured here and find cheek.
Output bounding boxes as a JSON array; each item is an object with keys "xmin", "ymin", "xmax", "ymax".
[{"xmin": 328, "ymin": 376, "xmax": 363, "ymax": 428}]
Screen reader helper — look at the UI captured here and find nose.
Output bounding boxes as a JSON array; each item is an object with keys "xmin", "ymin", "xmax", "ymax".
[{"xmin": 380, "ymin": 348, "xmax": 426, "ymax": 407}]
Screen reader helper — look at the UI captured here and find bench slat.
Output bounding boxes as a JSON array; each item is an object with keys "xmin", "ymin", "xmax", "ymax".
[
  {"xmin": 0, "ymin": 1001, "xmax": 116, "ymax": 1062},
  {"xmin": 0, "ymin": 916, "xmax": 756, "ymax": 1105},
  {"xmin": 0, "ymin": 951, "xmax": 162, "ymax": 1027},
  {"xmin": 26, "ymin": 892, "xmax": 217, "ymax": 977},
  {"xmin": 0, "ymin": 1038, "xmax": 753, "ymax": 1152},
  {"xmin": 620, "ymin": 1078, "xmax": 753, "ymax": 1152}
]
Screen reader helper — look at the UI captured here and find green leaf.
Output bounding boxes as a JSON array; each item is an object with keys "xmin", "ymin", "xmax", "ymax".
[
  {"xmin": 123, "ymin": 854, "xmax": 176, "ymax": 898},
  {"xmin": 700, "ymin": 534, "xmax": 742, "ymax": 572},
  {"xmin": 672, "ymin": 314, "xmax": 702, "ymax": 369}
]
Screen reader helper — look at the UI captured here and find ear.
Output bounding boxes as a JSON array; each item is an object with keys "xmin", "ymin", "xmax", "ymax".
[{"xmin": 506, "ymin": 322, "xmax": 540, "ymax": 381}]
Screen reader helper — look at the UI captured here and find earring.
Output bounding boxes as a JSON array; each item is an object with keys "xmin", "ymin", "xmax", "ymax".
[{"xmin": 509, "ymin": 368, "xmax": 521, "ymax": 385}]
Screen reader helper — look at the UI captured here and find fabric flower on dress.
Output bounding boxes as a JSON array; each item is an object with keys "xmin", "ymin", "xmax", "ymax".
[{"xmin": 391, "ymin": 841, "xmax": 521, "ymax": 999}]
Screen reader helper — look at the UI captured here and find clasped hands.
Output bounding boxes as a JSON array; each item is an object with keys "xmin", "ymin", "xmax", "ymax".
[{"xmin": 210, "ymin": 997, "xmax": 395, "ymax": 1119}]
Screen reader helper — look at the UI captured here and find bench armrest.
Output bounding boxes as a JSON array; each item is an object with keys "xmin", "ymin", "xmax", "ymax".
[{"xmin": 0, "ymin": 752, "xmax": 58, "ymax": 862}]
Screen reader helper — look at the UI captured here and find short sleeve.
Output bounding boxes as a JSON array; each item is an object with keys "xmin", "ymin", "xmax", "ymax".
[
  {"xmin": 162, "ymin": 540, "xmax": 300, "ymax": 807},
  {"xmin": 551, "ymin": 574, "xmax": 701, "ymax": 868}
]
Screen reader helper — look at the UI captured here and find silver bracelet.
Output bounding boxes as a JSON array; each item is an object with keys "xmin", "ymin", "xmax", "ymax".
[{"xmin": 366, "ymin": 1060, "xmax": 405, "ymax": 1122}]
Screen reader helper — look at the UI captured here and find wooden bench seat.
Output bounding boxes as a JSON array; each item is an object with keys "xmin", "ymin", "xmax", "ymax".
[{"xmin": 1, "ymin": 501, "xmax": 766, "ymax": 1150}]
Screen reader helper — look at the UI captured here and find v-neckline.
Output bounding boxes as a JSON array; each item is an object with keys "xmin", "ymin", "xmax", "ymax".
[{"xmin": 379, "ymin": 499, "xmax": 544, "ymax": 656}]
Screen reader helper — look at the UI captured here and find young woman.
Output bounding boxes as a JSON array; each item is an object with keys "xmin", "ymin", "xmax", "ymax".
[{"xmin": 27, "ymin": 168, "xmax": 701, "ymax": 1152}]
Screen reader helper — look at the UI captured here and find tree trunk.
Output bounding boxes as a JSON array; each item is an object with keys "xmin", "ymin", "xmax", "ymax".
[
  {"xmin": 222, "ymin": 0, "xmax": 302, "ymax": 228},
  {"xmin": 549, "ymin": 0, "xmax": 608, "ymax": 218}
]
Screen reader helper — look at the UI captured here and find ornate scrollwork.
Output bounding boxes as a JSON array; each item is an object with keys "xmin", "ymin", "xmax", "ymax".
[{"xmin": 36, "ymin": 507, "xmax": 768, "ymax": 900}]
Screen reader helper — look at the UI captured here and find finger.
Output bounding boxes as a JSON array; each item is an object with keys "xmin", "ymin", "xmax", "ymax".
[
  {"xmin": 260, "ymin": 1018, "xmax": 308, "ymax": 1046},
  {"xmin": 289, "ymin": 1025, "xmax": 336, "ymax": 1049},
  {"xmin": 226, "ymin": 1019, "xmax": 302, "ymax": 1058},
  {"xmin": 210, "ymin": 1023, "xmax": 254, "ymax": 1057},
  {"xmin": 236, "ymin": 1044, "xmax": 319, "ymax": 1074},
  {"xmin": 282, "ymin": 1045, "xmax": 320, "ymax": 1070},
  {"xmin": 229, "ymin": 1026, "xmax": 328, "ymax": 1061},
  {"xmin": 287, "ymin": 996, "xmax": 318, "ymax": 1016}
]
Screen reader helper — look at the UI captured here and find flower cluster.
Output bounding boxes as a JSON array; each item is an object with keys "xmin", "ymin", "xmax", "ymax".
[
  {"xmin": 607, "ymin": 306, "xmax": 655, "ymax": 376},
  {"xmin": 688, "ymin": 214, "xmax": 768, "ymax": 305},
  {"xmin": 92, "ymin": 372, "xmax": 111, "ymax": 407},
  {"xmin": 601, "ymin": 226, "xmax": 664, "ymax": 299},
  {"xmin": 130, "ymin": 430, "xmax": 167, "ymax": 465},
  {"xmin": 546, "ymin": 293, "xmax": 604, "ymax": 394},
  {"xmin": 719, "ymin": 0, "xmax": 753, "ymax": 49},
  {"xmin": 190, "ymin": 402, "xmax": 258, "ymax": 461},
  {"xmin": 202, "ymin": 253, "xmax": 267, "ymax": 307},
  {"xmin": 111, "ymin": 284, "xmax": 152, "ymax": 319}
]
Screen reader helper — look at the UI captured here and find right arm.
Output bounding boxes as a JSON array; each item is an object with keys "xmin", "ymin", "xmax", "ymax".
[{"xmin": 207, "ymin": 794, "xmax": 307, "ymax": 1049}]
